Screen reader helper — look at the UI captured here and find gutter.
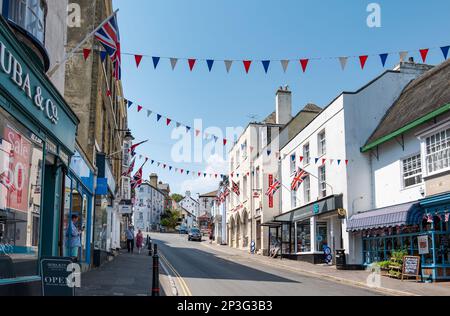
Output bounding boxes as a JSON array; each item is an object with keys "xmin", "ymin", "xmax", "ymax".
[{"xmin": 361, "ymin": 103, "xmax": 450, "ymax": 153}]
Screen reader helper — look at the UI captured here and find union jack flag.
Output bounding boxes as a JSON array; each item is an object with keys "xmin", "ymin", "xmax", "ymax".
[
  {"xmin": 131, "ymin": 166, "xmax": 143, "ymax": 190},
  {"xmin": 224, "ymin": 187, "xmax": 230, "ymax": 198},
  {"xmin": 232, "ymin": 181, "xmax": 240, "ymax": 196},
  {"xmin": 129, "ymin": 140, "xmax": 148, "ymax": 157},
  {"xmin": 291, "ymin": 168, "xmax": 308, "ymax": 191},
  {"xmin": 445, "ymin": 213, "xmax": 449, "ymax": 223},
  {"xmin": 122, "ymin": 157, "xmax": 136, "ymax": 177},
  {"xmin": 95, "ymin": 15, "xmax": 121, "ymax": 80},
  {"xmin": 266, "ymin": 178, "xmax": 281, "ymax": 197}
]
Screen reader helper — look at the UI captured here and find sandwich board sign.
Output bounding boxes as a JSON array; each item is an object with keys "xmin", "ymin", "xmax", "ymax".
[{"xmin": 40, "ymin": 257, "xmax": 78, "ymax": 296}]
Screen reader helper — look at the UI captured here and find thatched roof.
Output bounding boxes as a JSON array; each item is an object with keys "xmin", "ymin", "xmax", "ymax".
[{"xmin": 364, "ymin": 59, "xmax": 450, "ymax": 149}]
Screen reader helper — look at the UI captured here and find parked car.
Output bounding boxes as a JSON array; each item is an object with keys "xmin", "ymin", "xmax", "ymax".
[
  {"xmin": 188, "ymin": 228, "xmax": 202, "ymax": 242},
  {"xmin": 179, "ymin": 225, "xmax": 188, "ymax": 234}
]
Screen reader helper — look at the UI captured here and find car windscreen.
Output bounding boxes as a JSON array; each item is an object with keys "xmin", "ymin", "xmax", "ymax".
[{"xmin": 190, "ymin": 229, "xmax": 200, "ymax": 233}]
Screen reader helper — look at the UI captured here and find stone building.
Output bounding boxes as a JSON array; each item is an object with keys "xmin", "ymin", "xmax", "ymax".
[{"xmin": 63, "ymin": 0, "xmax": 128, "ymax": 265}]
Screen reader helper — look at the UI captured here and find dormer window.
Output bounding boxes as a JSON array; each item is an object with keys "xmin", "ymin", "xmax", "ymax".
[{"xmin": 423, "ymin": 127, "xmax": 450, "ymax": 175}]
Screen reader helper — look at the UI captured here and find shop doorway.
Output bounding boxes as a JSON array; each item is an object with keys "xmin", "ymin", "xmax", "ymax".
[{"xmin": 256, "ymin": 220, "xmax": 261, "ymax": 251}]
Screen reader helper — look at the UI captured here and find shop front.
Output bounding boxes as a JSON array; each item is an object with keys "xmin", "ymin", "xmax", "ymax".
[
  {"xmin": 0, "ymin": 17, "xmax": 79, "ymax": 295},
  {"xmin": 347, "ymin": 198, "xmax": 450, "ymax": 281},
  {"xmin": 267, "ymin": 195, "xmax": 344, "ymax": 264}
]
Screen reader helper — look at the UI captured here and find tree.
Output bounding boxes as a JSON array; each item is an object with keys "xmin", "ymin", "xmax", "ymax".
[
  {"xmin": 171, "ymin": 193, "xmax": 184, "ymax": 203},
  {"xmin": 160, "ymin": 209, "xmax": 181, "ymax": 230}
]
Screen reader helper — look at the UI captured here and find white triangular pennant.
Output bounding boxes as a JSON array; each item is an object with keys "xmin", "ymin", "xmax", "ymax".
[
  {"xmin": 339, "ymin": 57, "xmax": 348, "ymax": 70},
  {"xmin": 170, "ymin": 58, "xmax": 178, "ymax": 70},
  {"xmin": 147, "ymin": 110, "xmax": 152, "ymax": 117},
  {"xmin": 399, "ymin": 51, "xmax": 408, "ymax": 62},
  {"xmin": 176, "ymin": 122, "xmax": 181, "ymax": 128},
  {"xmin": 224, "ymin": 60, "xmax": 233, "ymax": 73},
  {"xmin": 281, "ymin": 60, "xmax": 289, "ymax": 73}
]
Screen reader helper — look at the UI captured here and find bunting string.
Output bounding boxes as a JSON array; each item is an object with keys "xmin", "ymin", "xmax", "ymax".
[{"xmin": 81, "ymin": 44, "xmax": 450, "ymax": 74}]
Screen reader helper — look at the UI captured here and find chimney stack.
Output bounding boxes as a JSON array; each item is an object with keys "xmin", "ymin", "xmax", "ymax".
[
  {"xmin": 276, "ymin": 85, "xmax": 292, "ymax": 125},
  {"xmin": 186, "ymin": 191, "xmax": 191, "ymax": 198},
  {"xmin": 150, "ymin": 173, "xmax": 158, "ymax": 188}
]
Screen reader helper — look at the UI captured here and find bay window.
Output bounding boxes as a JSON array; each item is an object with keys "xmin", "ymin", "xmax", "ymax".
[{"xmin": 425, "ymin": 127, "xmax": 450, "ymax": 175}]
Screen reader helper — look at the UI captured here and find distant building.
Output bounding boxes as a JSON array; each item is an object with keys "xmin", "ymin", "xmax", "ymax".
[
  {"xmin": 133, "ymin": 181, "xmax": 165, "ymax": 232},
  {"xmin": 199, "ymin": 190, "xmax": 218, "ymax": 217},
  {"xmin": 179, "ymin": 191, "xmax": 200, "ymax": 218}
]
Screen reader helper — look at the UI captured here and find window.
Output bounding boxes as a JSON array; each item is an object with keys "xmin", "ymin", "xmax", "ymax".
[
  {"xmin": 291, "ymin": 189, "xmax": 297, "ymax": 209},
  {"xmin": 243, "ymin": 176, "xmax": 248, "ymax": 199},
  {"xmin": 255, "ymin": 167, "xmax": 260, "ymax": 190},
  {"xmin": 318, "ymin": 130, "xmax": 326, "ymax": 156},
  {"xmin": 5, "ymin": 0, "xmax": 47, "ymax": 45},
  {"xmin": 319, "ymin": 166, "xmax": 327, "ymax": 198},
  {"xmin": 402, "ymin": 154, "xmax": 423, "ymax": 188},
  {"xmin": 0, "ymin": 108, "xmax": 44, "ymax": 279},
  {"xmin": 290, "ymin": 154, "xmax": 296, "ymax": 174},
  {"xmin": 296, "ymin": 220, "xmax": 311, "ymax": 253},
  {"xmin": 303, "ymin": 143, "xmax": 310, "ymax": 165},
  {"xmin": 425, "ymin": 128, "xmax": 450, "ymax": 174},
  {"xmin": 303, "ymin": 176, "xmax": 311, "ymax": 203}
]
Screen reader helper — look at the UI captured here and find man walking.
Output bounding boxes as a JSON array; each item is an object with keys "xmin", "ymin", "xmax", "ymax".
[{"xmin": 125, "ymin": 225, "xmax": 135, "ymax": 253}]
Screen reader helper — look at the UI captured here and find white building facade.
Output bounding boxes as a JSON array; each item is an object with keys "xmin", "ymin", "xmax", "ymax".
[
  {"xmin": 133, "ymin": 182, "xmax": 165, "ymax": 232},
  {"xmin": 277, "ymin": 62, "xmax": 432, "ymax": 265},
  {"xmin": 179, "ymin": 191, "xmax": 200, "ymax": 218}
]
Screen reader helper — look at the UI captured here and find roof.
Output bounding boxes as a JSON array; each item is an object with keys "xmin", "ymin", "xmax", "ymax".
[
  {"xmin": 139, "ymin": 181, "xmax": 165, "ymax": 196},
  {"xmin": 363, "ymin": 59, "xmax": 450, "ymax": 152},
  {"xmin": 262, "ymin": 111, "xmax": 276, "ymax": 124},
  {"xmin": 199, "ymin": 190, "xmax": 218, "ymax": 198},
  {"xmin": 181, "ymin": 196, "xmax": 199, "ymax": 204},
  {"xmin": 347, "ymin": 201, "xmax": 423, "ymax": 231}
]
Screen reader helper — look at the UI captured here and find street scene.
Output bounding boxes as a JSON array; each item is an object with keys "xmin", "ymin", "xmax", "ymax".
[{"xmin": 1, "ymin": 0, "xmax": 450, "ymax": 299}]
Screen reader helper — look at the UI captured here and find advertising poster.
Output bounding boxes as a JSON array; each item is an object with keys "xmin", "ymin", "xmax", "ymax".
[
  {"xmin": 418, "ymin": 235, "xmax": 429, "ymax": 255},
  {"xmin": 4, "ymin": 126, "xmax": 31, "ymax": 213}
]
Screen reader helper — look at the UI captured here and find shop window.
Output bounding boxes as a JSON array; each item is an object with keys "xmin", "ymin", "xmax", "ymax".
[
  {"xmin": 0, "ymin": 109, "xmax": 44, "ymax": 279},
  {"xmin": 296, "ymin": 220, "xmax": 311, "ymax": 253},
  {"xmin": 402, "ymin": 154, "xmax": 422, "ymax": 188},
  {"xmin": 425, "ymin": 127, "xmax": 450, "ymax": 175}
]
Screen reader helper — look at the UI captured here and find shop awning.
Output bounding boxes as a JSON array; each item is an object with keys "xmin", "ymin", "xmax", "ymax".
[{"xmin": 347, "ymin": 201, "xmax": 423, "ymax": 232}]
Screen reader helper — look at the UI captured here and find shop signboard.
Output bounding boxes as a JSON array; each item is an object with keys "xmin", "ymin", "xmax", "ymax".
[
  {"xmin": 402, "ymin": 256, "xmax": 421, "ymax": 281},
  {"xmin": 118, "ymin": 199, "xmax": 132, "ymax": 214},
  {"xmin": 4, "ymin": 126, "xmax": 31, "ymax": 212},
  {"xmin": 418, "ymin": 235, "xmax": 429, "ymax": 255},
  {"xmin": 40, "ymin": 257, "xmax": 77, "ymax": 296}
]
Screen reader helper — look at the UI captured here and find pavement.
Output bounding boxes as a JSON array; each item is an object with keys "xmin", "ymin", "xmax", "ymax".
[
  {"xmin": 76, "ymin": 248, "xmax": 166, "ymax": 296},
  {"xmin": 152, "ymin": 233, "xmax": 383, "ymax": 296}
]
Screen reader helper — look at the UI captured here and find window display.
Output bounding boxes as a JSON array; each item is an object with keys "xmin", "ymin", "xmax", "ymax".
[
  {"xmin": 296, "ymin": 220, "xmax": 311, "ymax": 253},
  {"xmin": 0, "ymin": 109, "xmax": 43, "ymax": 279}
]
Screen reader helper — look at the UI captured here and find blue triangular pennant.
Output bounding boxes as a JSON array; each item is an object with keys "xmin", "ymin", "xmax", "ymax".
[
  {"xmin": 441, "ymin": 46, "xmax": 450, "ymax": 60},
  {"xmin": 337, "ymin": 159, "xmax": 341, "ymax": 165},
  {"xmin": 207, "ymin": 60, "xmax": 214, "ymax": 72},
  {"xmin": 204, "ymin": 173, "xmax": 207, "ymax": 178},
  {"xmin": 151, "ymin": 160, "xmax": 155, "ymax": 164},
  {"xmin": 127, "ymin": 100, "xmax": 133, "ymax": 108},
  {"xmin": 157, "ymin": 114, "xmax": 162, "ymax": 122},
  {"xmin": 186, "ymin": 126, "xmax": 191, "ymax": 133},
  {"xmin": 169, "ymin": 166, "xmax": 172, "ymax": 171},
  {"xmin": 100, "ymin": 51, "xmax": 107, "ymax": 62},
  {"xmin": 267, "ymin": 150, "xmax": 271, "ymax": 156},
  {"xmin": 152, "ymin": 57, "xmax": 160, "ymax": 69},
  {"xmin": 213, "ymin": 136, "xmax": 218, "ymax": 143},
  {"xmin": 315, "ymin": 158, "xmax": 320, "ymax": 164},
  {"xmin": 379, "ymin": 53, "xmax": 388, "ymax": 67},
  {"xmin": 262, "ymin": 60, "xmax": 270, "ymax": 74},
  {"xmin": 187, "ymin": 171, "xmax": 190, "ymax": 175}
]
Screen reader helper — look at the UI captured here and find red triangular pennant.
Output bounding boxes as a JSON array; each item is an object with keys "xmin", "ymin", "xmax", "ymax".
[
  {"xmin": 106, "ymin": 90, "xmax": 111, "ymax": 97},
  {"xmin": 195, "ymin": 130, "xmax": 200, "ymax": 137},
  {"xmin": 83, "ymin": 48, "xmax": 91, "ymax": 60},
  {"xmin": 243, "ymin": 60, "xmax": 252, "ymax": 73},
  {"xmin": 137, "ymin": 105, "xmax": 143, "ymax": 112},
  {"xmin": 188, "ymin": 59, "xmax": 196, "ymax": 71},
  {"xmin": 300, "ymin": 156, "xmax": 304, "ymax": 162},
  {"xmin": 420, "ymin": 49, "xmax": 429, "ymax": 63},
  {"xmin": 135, "ymin": 55, "xmax": 143, "ymax": 68},
  {"xmin": 223, "ymin": 139, "xmax": 228, "ymax": 146},
  {"xmin": 359, "ymin": 55, "xmax": 368, "ymax": 69},
  {"xmin": 322, "ymin": 158, "xmax": 326, "ymax": 165},
  {"xmin": 300, "ymin": 59, "xmax": 309, "ymax": 72},
  {"xmin": 345, "ymin": 160, "xmax": 349, "ymax": 166},
  {"xmin": 166, "ymin": 118, "xmax": 172, "ymax": 126}
]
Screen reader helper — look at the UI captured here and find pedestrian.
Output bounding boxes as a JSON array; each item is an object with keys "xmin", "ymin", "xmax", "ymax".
[
  {"xmin": 125, "ymin": 225, "xmax": 135, "ymax": 253},
  {"xmin": 209, "ymin": 231, "xmax": 214, "ymax": 244},
  {"xmin": 66, "ymin": 214, "xmax": 82, "ymax": 261},
  {"xmin": 136, "ymin": 230, "xmax": 144, "ymax": 254}
]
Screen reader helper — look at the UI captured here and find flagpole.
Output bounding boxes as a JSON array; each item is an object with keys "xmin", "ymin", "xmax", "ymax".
[{"xmin": 47, "ymin": 9, "xmax": 119, "ymax": 77}]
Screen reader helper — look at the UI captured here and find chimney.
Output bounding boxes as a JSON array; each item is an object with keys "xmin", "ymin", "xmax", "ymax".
[
  {"xmin": 393, "ymin": 56, "xmax": 434, "ymax": 75},
  {"xmin": 276, "ymin": 85, "xmax": 292, "ymax": 125},
  {"xmin": 150, "ymin": 173, "xmax": 158, "ymax": 187},
  {"xmin": 186, "ymin": 191, "xmax": 191, "ymax": 198}
]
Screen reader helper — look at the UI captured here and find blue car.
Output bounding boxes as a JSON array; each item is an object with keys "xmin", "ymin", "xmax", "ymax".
[{"xmin": 178, "ymin": 226, "xmax": 188, "ymax": 234}]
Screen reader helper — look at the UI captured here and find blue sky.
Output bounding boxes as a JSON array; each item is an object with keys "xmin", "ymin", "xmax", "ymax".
[{"xmin": 113, "ymin": 0, "xmax": 450, "ymax": 196}]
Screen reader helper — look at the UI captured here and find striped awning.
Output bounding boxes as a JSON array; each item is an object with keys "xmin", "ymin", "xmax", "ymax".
[{"xmin": 347, "ymin": 201, "xmax": 423, "ymax": 232}]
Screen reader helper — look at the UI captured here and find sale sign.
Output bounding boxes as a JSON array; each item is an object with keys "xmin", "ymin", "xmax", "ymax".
[{"xmin": 4, "ymin": 126, "xmax": 31, "ymax": 213}]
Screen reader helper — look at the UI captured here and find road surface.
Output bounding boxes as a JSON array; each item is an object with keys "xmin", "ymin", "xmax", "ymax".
[{"xmin": 153, "ymin": 233, "xmax": 381, "ymax": 296}]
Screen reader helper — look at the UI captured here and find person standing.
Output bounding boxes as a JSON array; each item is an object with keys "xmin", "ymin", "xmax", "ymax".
[
  {"xmin": 125, "ymin": 225, "xmax": 135, "ymax": 253},
  {"xmin": 136, "ymin": 230, "xmax": 144, "ymax": 254},
  {"xmin": 66, "ymin": 214, "xmax": 82, "ymax": 260}
]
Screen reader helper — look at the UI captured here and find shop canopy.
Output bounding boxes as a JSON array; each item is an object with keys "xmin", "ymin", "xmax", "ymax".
[{"xmin": 347, "ymin": 201, "xmax": 423, "ymax": 232}]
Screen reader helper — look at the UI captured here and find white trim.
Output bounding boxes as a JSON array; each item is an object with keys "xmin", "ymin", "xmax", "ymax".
[{"xmin": 416, "ymin": 117, "xmax": 450, "ymax": 140}]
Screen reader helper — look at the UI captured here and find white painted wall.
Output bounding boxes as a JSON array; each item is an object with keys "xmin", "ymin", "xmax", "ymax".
[{"xmin": 134, "ymin": 184, "xmax": 165, "ymax": 231}]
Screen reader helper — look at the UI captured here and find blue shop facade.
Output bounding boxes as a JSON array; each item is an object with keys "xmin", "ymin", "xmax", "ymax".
[
  {"xmin": 0, "ymin": 16, "xmax": 79, "ymax": 295},
  {"xmin": 348, "ymin": 193, "xmax": 450, "ymax": 281}
]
